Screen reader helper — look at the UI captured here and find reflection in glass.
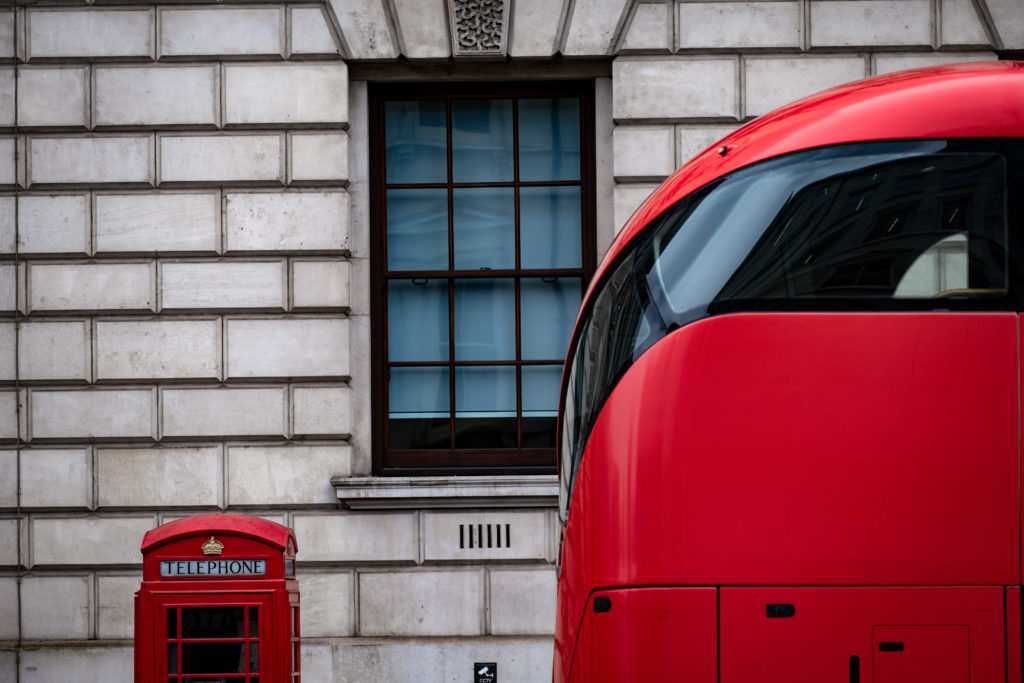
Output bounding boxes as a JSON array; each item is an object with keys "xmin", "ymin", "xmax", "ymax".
[
  {"xmin": 453, "ymin": 187, "xmax": 515, "ymax": 270},
  {"xmin": 454, "ymin": 279, "xmax": 515, "ymax": 361},
  {"xmin": 388, "ymin": 280, "xmax": 449, "ymax": 362},
  {"xmin": 521, "ymin": 278, "xmax": 581, "ymax": 359},
  {"xmin": 387, "ymin": 188, "xmax": 449, "ymax": 270},
  {"xmin": 385, "ymin": 100, "xmax": 447, "ymax": 184},
  {"xmin": 522, "ymin": 364, "xmax": 562, "ymax": 448},
  {"xmin": 455, "ymin": 365, "xmax": 516, "ymax": 448},
  {"xmin": 518, "ymin": 98, "xmax": 581, "ymax": 181},
  {"xmin": 520, "ymin": 186, "xmax": 582, "ymax": 269},
  {"xmin": 389, "ymin": 367, "xmax": 451, "ymax": 449},
  {"xmin": 452, "ymin": 99, "xmax": 514, "ymax": 182},
  {"xmin": 168, "ymin": 643, "xmax": 178, "ymax": 673}
]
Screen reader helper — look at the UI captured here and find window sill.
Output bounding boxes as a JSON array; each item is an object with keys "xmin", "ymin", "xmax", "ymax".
[{"xmin": 331, "ymin": 475, "xmax": 558, "ymax": 510}]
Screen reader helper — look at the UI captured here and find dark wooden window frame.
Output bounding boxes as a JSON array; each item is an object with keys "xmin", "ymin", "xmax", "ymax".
[{"xmin": 370, "ymin": 80, "xmax": 597, "ymax": 476}]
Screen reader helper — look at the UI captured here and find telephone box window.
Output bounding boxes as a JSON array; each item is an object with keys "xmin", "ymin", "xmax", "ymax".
[{"xmin": 166, "ymin": 605, "xmax": 262, "ymax": 679}]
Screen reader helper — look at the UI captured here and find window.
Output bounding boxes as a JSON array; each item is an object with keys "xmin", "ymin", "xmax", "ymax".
[{"xmin": 371, "ymin": 82, "xmax": 595, "ymax": 474}]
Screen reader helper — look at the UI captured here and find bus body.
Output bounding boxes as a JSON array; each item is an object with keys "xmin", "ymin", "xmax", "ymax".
[{"xmin": 554, "ymin": 62, "xmax": 1024, "ymax": 682}]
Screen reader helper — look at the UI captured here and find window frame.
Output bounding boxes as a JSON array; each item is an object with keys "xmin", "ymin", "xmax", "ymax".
[{"xmin": 370, "ymin": 80, "xmax": 597, "ymax": 476}]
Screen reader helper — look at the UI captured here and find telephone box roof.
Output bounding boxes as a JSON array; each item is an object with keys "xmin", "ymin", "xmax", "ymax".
[{"xmin": 141, "ymin": 513, "xmax": 296, "ymax": 553}]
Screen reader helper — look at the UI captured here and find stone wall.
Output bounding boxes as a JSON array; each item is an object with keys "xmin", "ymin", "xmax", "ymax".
[{"xmin": 1, "ymin": 0, "xmax": 1021, "ymax": 680}]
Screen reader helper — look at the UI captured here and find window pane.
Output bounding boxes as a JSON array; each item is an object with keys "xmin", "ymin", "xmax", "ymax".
[
  {"xmin": 389, "ymin": 367, "xmax": 450, "ymax": 449},
  {"xmin": 518, "ymin": 98, "xmax": 581, "ymax": 181},
  {"xmin": 387, "ymin": 188, "xmax": 449, "ymax": 271},
  {"xmin": 385, "ymin": 100, "xmax": 447, "ymax": 184},
  {"xmin": 181, "ymin": 643, "xmax": 245, "ymax": 673},
  {"xmin": 520, "ymin": 186, "xmax": 582, "ymax": 269},
  {"xmin": 521, "ymin": 277, "xmax": 581, "ymax": 359},
  {"xmin": 181, "ymin": 607, "xmax": 245, "ymax": 639},
  {"xmin": 452, "ymin": 99, "xmax": 514, "ymax": 183},
  {"xmin": 455, "ymin": 365, "xmax": 516, "ymax": 448},
  {"xmin": 523, "ymin": 364, "xmax": 561, "ymax": 448},
  {"xmin": 388, "ymin": 279, "xmax": 449, "ymax": 362},
  {"xmin": 453, "ymin": 187, "xmax": 515, "ymax": 270},
  {"xmin": 454, "ymin": 278, "xmax": 515, "ymax": 361}
]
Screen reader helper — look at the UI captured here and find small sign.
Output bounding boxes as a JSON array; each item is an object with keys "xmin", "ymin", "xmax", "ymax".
[
  {"xmin": 474, "ymin": 662, "xmax": 497, "ymax": 683},
  {"xmin": 160, "ymin": 558, "xmax": 267, "ymax": 577}
]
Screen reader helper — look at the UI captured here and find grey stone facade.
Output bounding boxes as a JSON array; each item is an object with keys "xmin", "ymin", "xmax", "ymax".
[{"xmin": 1, "ymin": 0, "xmax": 1021, "ymax": 680}]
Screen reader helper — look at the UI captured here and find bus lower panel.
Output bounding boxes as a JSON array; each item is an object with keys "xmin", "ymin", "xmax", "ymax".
[{"xmin": 572, "ymin": 585, "xmax": 1019, "ymax": 682}]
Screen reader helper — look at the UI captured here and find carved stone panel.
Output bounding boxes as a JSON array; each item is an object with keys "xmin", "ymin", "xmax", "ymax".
[{"xmin": 448, "ymin": 0, "xmax": 508, "ymax": 56}]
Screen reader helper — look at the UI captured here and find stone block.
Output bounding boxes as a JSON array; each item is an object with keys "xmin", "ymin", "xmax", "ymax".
[
  {"xmin": 17, "ymin": 194, "xmax": 90, "ymax": 255},
  {"xmin": 508, "ymin": 0, "xmax": 562, "ymax": 56},
  {"xmin": 225, "ymin": 191, "xmax": 349, "ymax": 252},
  {"xmin": 226, "ymin": 317, "xmax": 349, "ymax": 378},
  {"xmin": 562, "ymin": 0, "xmax": 629, "ymax": 56},
  {"xmin": 224, "ymin": 63, "xmax": 348, "ymax": 126},
  {"xmin": 291, "ymin": 7, "xmax": 341, "ymax": 56},
  {"xmin": 613, "ymin": 125, "xmax": 676, "ymax": 180},
  {"xmin": 161, "ymin": 386, "xmax": 287, "ymax": 438},
  {"xmin": 0, "ymin": 576, "xmax": 16, "ymax": 639},
  {"xmin": 613, "ymin": 183, "xmax": 658, "ymax": 234},
  {"xmin": 292, "ymin": 260, "xmax": 351, "ymax": 309},
  {"xmin": 940, "ymin": 0, "xmax": 992, "ymax": 46},
  {"xmin": 677, "ymin": 124, "xmax": 742, "ymax": 165},
  {"xmin": 810, "ymin": 0, "xmax": 932, "ymax": 47},
  {"xmin": 29, "ymin": 389, "xmax": 155, "ymax": 440},
  {"xmin": 97, "ymin": 574, "xmax": 141, "ymax": 639},
  {"xmin": 0, "ymin": 69, "xmax": 9, "ymax": 127},
  {"xmin": 0, "ymin": 516, "xmax": 17, "ymax": 564},
  {"xmin": 0, "ymin": 324, "xmax": 10, "ymax": 381},
  {"xmin": 28, "ymin": 262, "xmax": 155, "ymax": 312},
  {"xmin": 679, "ymin": 2, "xmax": 800, "ymax": 49},
  {"xmin": 19, "ymin": 320, "xmax": 91, "ymax": 382},
  {"xmin": 620, "ymin": 2, "xmax": 672, "ymax": 52},
  {"xmin": 987, "ymin": 0, "xmax": 1024, "ymax": 50},
  {"xmin": 0, "ymin": 196, "xmax": 11, "ymax": 252},
  {"xmin": 18, "ymin": 647, "xmax": 134, "ymax": 682},
  {"xmin": 31, "ymin": 515, "xmax": 152, "ymax": 565},
  {"xmin": 27, "ymin": 8, "xmax": 153, "ymax": 60},
  {"xmin": 96, "ymin": 319, "xmax": 221, "ymax": 380},
  {"xmin": 20, "ymin": 575, "xmax": 91, "ymax": 639},
  {"xmin": 159, "ymin": 7, "xmax": 284, "ymax": 58},
  {"xmin": 299, "ymin": 571, "xmax": 353, "ymax": 637},
  {"xmin": 490, "ymin": 568, "xmax": 557, "ymax": 635},
  {"xmin": 95, "ymin": 192, "xmax": 220, "ymax": 254},
  {"xmin": 0, "ymin": 11, "xmax": 12, "ymax": 60},
  {"xmin": 324, "ymin": 637, "xmax": 554, "ymax": 682},
  {"xmin": 292, "ymin": 512, "xmax": 418, "ymax": 562},
  {"xmin": 18, "ymin": 67, "xmax": 89, "ymax": 128},
  {"xmin": 423, "ymin": 510, "xmax": 551, "ymax": 562},
  {"xmin": 391, "ymin": 0, "xmax": 449, "ymax": 59},
  {"xmin": 94, "ymin": 66, "xmax": 219, "ymax": 129},
  {"xmin": 0, "ymin": 263, "xmax": 13, "ymax": 312},
  {"xmin": 97, "ymin": 446, "xmax": 221, "ymax": 507},
  {"xmin": 27, "ymin": 136, "xmax": 154, "ymax": 187},
  {"xmin": 19, "ymin": 448, "xmax": 93, "ymax": 509},
  {"xmin": 359, "ymin": 570, "xmax": 483, "ymax": 636},
  {"xmin": 293, "ymin": 385, "xmax": 352, "ymax": 436},
  {"xmin": 227, "ymin": 444, "xmax": 349, "ymax": 505},
  {"xmin": 290, "ymin": 132, "xmax": 348, "ymax": 183},
  {"xmin": 0, "ymin": 138, "xmax": 16, "ymax": 187},
  {"xmin": 745, "ymin": 56, "xmax": 867, "ymax": 117},
  {"xmin": 613, "ymin": 58, "xmax": 738, "ymax": 121},
  {"xmin": 0, "ymin": 450, "xmax": 13, "ymax": 507},
  {"xmin": 873, "ymin": 51, "xmax": 996, "ymax": 76},
  {"xmin": 0, "ymin": 391, "xmax": 15, "ymax": 440},
  {"xmin": 160, "ymin": 260, "xmax": 286, "ymax": 310},
  {"xmin": 159, "ymin": 135, "xmax": 284, "ymax": 185},
  {"xmin": 325, "ymin": 0, "xmax": 398, "ymax": 59}
]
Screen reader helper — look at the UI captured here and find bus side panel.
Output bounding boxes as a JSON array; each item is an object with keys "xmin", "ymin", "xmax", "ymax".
[
  {"xmin": 572, "ymin": 587, "xmax": 717, "ymax": 683},
  {"xmin": 1008, "ymin": 586, "xmax": 1022, "ymax": 683},
  {"xmin": 720, "ymin": 586, "xmax": 1005, "ymax": 683},
  {"xmin": 580, "ymin": 313, "xmax": 1019, "ymax": 589}
]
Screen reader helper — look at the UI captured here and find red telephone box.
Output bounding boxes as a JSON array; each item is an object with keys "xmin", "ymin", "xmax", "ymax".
[{"xmin": 135, "ymin": 514, "xmax": 299, "ymax": 683}]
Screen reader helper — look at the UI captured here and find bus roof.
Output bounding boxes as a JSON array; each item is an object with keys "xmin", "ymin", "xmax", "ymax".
[{"xmin": 593, "ymin": 61, "xmax": 1024, "ymax": 302}]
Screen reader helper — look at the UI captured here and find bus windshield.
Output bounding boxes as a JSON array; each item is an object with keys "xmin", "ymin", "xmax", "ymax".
[{"xmin": 559, "ymin": 139, "xmax": 1020, "ymax": 520}]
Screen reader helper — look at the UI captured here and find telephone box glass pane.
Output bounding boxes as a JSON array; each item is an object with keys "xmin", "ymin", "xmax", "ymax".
[
  {"xmin": 181, "ymin": 607, "xmax": 245, "ymax": 639},
  {"xmin": 167, "ymin": 608, "xmax": 178, "ymax": 638},
  {"xmin": 249, "ymin": 607, "xmax": 259, "ymax": 638},
  {"xmin": 250, "ymin": 643, "xmax": 260, "ymax": 672},
  {"xmin": 181, "ymin": 642, "xmax": 246, "ymax": 673},
  {"xmin": 167, "ymin": 643, "xmax": 178, "ymax": 673}
]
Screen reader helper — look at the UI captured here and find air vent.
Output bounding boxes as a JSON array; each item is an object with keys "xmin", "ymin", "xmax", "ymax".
[{"xmin": 459, "ymin": 523, "xmax": 511, "ymax": 549}]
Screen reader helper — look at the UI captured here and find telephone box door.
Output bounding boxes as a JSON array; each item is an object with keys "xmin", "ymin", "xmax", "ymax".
[{"xmin": 157, "ymin": 592, "xmax": 275, "ymax": 683}]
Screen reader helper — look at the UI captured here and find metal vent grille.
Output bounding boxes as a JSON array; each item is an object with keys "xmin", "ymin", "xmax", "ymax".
[{"xmin": 459, "ymin": 523, "xmax": 511, "ymax": 549}]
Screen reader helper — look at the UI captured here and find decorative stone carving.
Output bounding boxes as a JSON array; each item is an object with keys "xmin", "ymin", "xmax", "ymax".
[{"xmin": 448, "ymin": 0, "xmax": 507, "ymax": 57}]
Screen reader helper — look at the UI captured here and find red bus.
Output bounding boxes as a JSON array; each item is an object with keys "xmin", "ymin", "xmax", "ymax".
[{"xmin": 554, "ymin": 61, "xmax": 1024, "ymax": 683}]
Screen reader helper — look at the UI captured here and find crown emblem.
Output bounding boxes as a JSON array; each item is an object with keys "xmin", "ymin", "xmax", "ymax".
[{"xmin": 201, "ymin": 536, "xmax": 224, "ymax": 555}]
